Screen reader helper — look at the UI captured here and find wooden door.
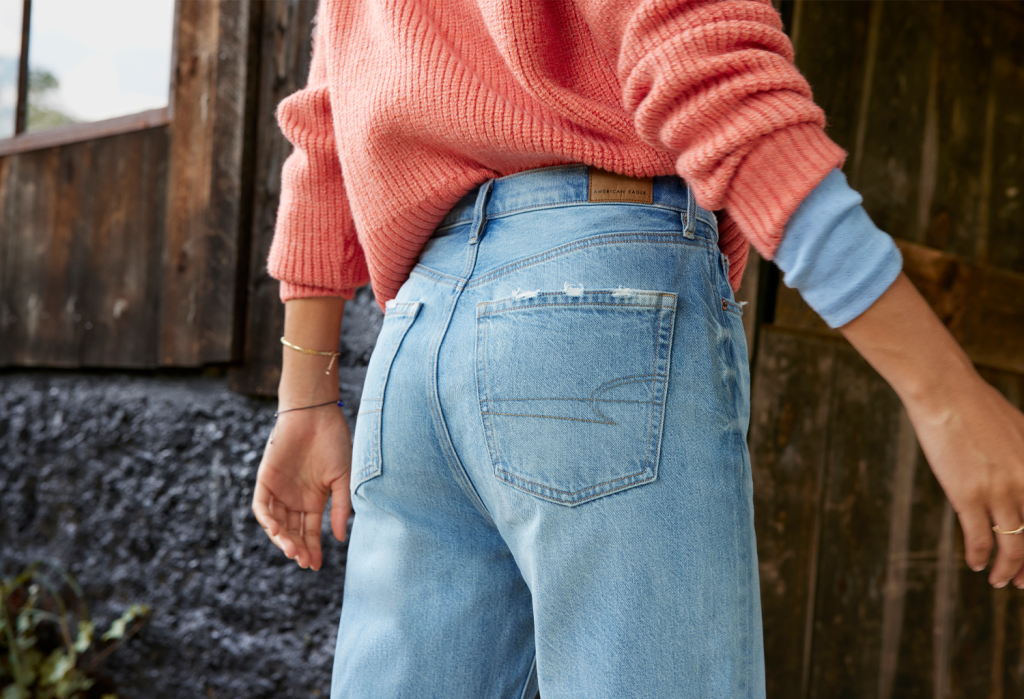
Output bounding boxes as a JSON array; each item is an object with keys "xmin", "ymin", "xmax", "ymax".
[{"xmin": 752, "ymin": 2, "xmax": 1024, "ymax": 697}]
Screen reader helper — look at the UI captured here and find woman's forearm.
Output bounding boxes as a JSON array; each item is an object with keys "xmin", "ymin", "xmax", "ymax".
[
  {"xmin": 838, "ymin": 272, "xmax": 976, "ymax": 409},
  {"xmin": 839, "ymin": 272, "xmax": 1024, "ymax": 586},
  {"xmin": 278, "ymin": 297, "xmax": 347, "ymax": 409}
]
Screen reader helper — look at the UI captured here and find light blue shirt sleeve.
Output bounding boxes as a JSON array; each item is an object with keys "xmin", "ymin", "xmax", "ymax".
[{"xmin": 773, "ymin": 168, "xmax": 903, "ymax": 329}]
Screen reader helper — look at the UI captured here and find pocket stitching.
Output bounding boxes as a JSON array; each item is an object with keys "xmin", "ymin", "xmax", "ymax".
[{"xmin": 351, "ymin": 302, "xmax": 422, "ymax": 490}]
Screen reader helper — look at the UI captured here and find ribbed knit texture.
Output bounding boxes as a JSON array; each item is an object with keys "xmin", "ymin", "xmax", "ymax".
[{"xmin": 269, "ymin": 0, "xmax": 847, "ymax": 305}]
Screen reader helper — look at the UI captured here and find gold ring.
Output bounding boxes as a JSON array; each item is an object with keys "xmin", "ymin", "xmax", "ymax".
[{"xmin": 992, "ymin": 524, "xmax": 1024, "ymax": 535}]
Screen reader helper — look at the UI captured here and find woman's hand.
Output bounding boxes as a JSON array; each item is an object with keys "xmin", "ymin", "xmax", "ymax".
[
  {"xmin": 904, "ymin": 373, "xmax": 1024, "ymax": 588},
  {"xmin": 252, "ymin": 296, "xmax": 350, "ymax": 571},
  {"xmin": 840, "ymin": 273, "xmax": 1024, "ymax": 588},
  {"xmin": 252, "ymin": 405, "xmax": 352, "ymax": 571}
]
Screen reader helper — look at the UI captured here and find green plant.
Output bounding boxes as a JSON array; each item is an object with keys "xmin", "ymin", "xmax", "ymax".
[{"xmin": 0, "ymin": 562, "xmax": 149, "ymax": 699}]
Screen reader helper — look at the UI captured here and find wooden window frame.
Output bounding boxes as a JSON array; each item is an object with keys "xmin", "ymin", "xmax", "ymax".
[{"xmin": 0, "ymin": 0, "xmax": 178, "ymax": 157}]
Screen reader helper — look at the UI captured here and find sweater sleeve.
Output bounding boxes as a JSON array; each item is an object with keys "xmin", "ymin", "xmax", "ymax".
[
  {"xmin": 574, "ymin": 0, "xmax": 847, "ymax": 261},
  {"xmin": 774, "ymin": 168, "xmax": 903, "ymax": 328},
  {"xmin": 267, "ymin": 18, "xmax": 370, "ymax": 302}
]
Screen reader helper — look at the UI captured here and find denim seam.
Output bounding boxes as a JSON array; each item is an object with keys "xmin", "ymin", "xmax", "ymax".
[
  {"xmin": 478, "ymin": 290, "xmax": 675, "ymax": 308},
  {"xmin": 590, "ymin": 375, "xmax": 659, "ymax": 423},
  {"xmin": 494, "ymin": 465, "xmax": 652, "ymax": 498},
  {"xmin": 437, "ymin": 203, "xmax": 718, "ymax": 232},
  {"xmin": 481, "ymin": 411, "xmax": 615, "ymax": 425},
  {"xmin": 411, "ymin": 265, "xmax": 462, "ymax": 284},
  {"xmin": 479, "ymin": 301, "xmax": 675, "ymax": 317},
  {"xmin": 426, "ymin": 180, "xmax": 498, "ymax": 527},
  {"xmin": 488, "ymin": 397, "xmax": 651, "ymax": 403},
  {"xmin": 352, "ymin": 306, "xmax": 421, "ymax": 487},
  {"xmin": 465, "ymin": 235, "xmax": 712, "ymax": 288},
  {"xmin": 516, "ymin": 655, "xmax": 539, "ymax": 699}
]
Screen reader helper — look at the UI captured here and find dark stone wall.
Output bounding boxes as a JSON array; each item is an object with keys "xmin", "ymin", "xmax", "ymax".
[{"xmin": 0, "ymin": 289, "xmax": 383, "ymax": 699}]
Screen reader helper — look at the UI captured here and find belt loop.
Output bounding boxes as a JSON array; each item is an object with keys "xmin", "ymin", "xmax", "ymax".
[
  {"xmin": 468, "ymin": 180, "xmax": 494, "ymax": 245},
  {"xmin": 683, "ymin": 181, "xmax": 696, "ymax": 240}
]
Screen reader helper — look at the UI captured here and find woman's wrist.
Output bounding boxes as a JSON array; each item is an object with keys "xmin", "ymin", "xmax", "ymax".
[
  {"xmin": 278, "ymin": 357, "xmax": 341, "ymax": 409},
  {"xmin": 277, "ymin": 296, "xmax": 347, "ymax": 409}
]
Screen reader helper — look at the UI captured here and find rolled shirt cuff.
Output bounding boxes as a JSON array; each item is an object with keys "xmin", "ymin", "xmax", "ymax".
[{"xmin": 774, "ymin": 168, "xmax": 903, "ymax": 329}]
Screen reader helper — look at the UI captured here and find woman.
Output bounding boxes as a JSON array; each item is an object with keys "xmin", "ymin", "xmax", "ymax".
[{"xmin": 252, "ymin": 1, "xmax": 1024, "ymax": 696}]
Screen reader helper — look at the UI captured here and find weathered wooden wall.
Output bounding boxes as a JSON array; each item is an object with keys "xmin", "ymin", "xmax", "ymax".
[
  {"xmin": 754, "ymin": 2, "xmax": 1024, "ymax": 697},
  {"xmin": 0, "ymin": 0, "xmax": 260, "ymax": 368},
  {"xmin": 0, "ymin": 129, "xmax": 169, "ymax": 367},
  {"xmin": 229, "ymin": 0, "xmax": 318, "ymax": 395}
]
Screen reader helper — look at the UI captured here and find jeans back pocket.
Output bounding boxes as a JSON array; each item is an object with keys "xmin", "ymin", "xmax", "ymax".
[
  {"xmin": 352, "ymin": 301, "xmax": 422, "ymax": 491},
  {"xmin": 476, "ymin": 290, "xmax": 676, "ymax": 506}
]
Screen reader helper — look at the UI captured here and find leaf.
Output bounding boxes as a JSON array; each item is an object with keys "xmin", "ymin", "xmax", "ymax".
[
  {"xmin": 21, "ymin": 648, "xmax": 42, "ymax": 685},
  {"xmin": 42, "ymin": 649, "xmax": 76, "ymax": 685},
  {"xmin": 3, "ymin": 684, "xmax": 27, "ymax": 699},
  {"xmin": 101, "ymin": 605, "xmax": 149, "ymax": 642},
  {"xmin": 15, "ymin": 612, "xmax": 31, "ymax": 636},
  {"xmin": 73, "ymin": 620, "xmax": 94, "ymax": 654},
  {"xmin": 55, "ymin": 673, "xmax": 93, "ymax": 699}
]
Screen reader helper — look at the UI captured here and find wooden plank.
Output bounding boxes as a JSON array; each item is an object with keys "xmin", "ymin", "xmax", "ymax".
[
  {"xmin": 0, "ymin": 156, "xmax": 13, "ymax": 362},
  {"xmin": 230, "ymin": 0, "xmax": 318, "ymax": 395},
  {"xmin": 848, "ymin": 1, "xmax": 940, "ymax": 238},
  {"xmin": 201, "ymin": 0, "xmax": 259, "ymax": 362},
  {"xmin": 0, "ymin": 148, "xmax": 60, "ymax": 365},
  {"xmin": 922, "ymin": 3, "xmax": 994, "ymax": 260},
  {"xmin": 807, "ymin": 344, "xmax": 903, "ymax": 699},
  {"xmin": 790, "ymin": 0, "xmax": 872, "ymax": 153},
  {"xmin": 35, "ymin": 139, "xmax": 94, "ymax": 365},
  {"xmin": 0, "ymin": 107, "xmax": 170, "ymax": 158},
  {"xmin": 77, "ymin": 130, "xmax": 169, "ymax": 367},
  {"xmin": 985, "ymin": 17, "xmax": 1024, "ymax": 275},
  {"xmin": 876, "ymin": 409, "xmax": 918, "ymax": 699},
  {"xmin": 160, "ymin": 0, "xmax": 218, "ymax": 365},
  {"xmin": 772, "ymin": 240, "xmax": 1024, "ymax": 376},
  {"xmin": 160, "ymin": 0, "xmax": 256, "ymax": 366},
  {"xmin": 0, "ymin": 129, "xmax": 170, "ymax": 368},
  {"xmin": 885, "ymin": 431, "xmax": 945, "ymax": 699},
  {"xmin": 748, "ymin": 327, "xmax": 837, "ymax": 699}
]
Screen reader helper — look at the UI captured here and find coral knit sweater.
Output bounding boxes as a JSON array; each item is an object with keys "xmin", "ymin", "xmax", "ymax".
[{"xmin": 268, "ymin": 0, "xmax": 847, "ymax": 306}]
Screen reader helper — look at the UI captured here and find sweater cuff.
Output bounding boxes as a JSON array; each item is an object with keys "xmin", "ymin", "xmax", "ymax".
[
  {"xmin": 279, "ymin": 281, "xmax": 358, "ymax": 303},
  {"xmin": 723, "ymin": 122, "xmax": 847, "ymax": 259},
  {"xmin": 774, "ymin": 168, "xmax": 903, "ymax": 328}
]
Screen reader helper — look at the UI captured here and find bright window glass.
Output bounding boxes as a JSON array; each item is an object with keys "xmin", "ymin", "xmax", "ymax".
[
  {"xmin": 0, "ymin": 0, "xmax": 23, "ymax": 138},
  {"xmin": 26, "ymin": 0, "xmax": 174, "ymax": 132}
]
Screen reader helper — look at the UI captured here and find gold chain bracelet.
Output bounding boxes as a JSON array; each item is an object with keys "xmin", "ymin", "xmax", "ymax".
[{"xmin": 280, "ymin": 336, "xmax": 341, "ymax": 374}]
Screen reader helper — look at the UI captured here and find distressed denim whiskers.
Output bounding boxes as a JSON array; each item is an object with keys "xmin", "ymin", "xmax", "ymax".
[{"xmin": 333, "ymin": 165, "xmax": 765, "ymax": 699}]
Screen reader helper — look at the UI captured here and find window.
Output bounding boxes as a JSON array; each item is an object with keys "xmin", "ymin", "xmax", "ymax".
[
  {"xmin": 0, "ymin": 0, "xmax": 174, "ymax": 141},
  {"xmin": 0, "ymin": 0, "xmax": 22, "ymax": 136}
]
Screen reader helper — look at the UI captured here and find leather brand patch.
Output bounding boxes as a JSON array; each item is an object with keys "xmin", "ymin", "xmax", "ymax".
[{"xmin": 588, "ymin": 167, "xmax": 653, "ymax": 204}]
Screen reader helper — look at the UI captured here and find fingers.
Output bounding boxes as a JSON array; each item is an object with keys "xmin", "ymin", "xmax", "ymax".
[
  {"xmin": 987, "ymin": 504, "xmax": 1024, "ymax": 588},
  {"xmin": 302, "ymin": 511, "xmax": 324, "ymax": 571},
  {"xmin": 252, "ymin": 481, "xmax": 282, "ymax": 538},
  {"xmin": 253, "ymin": 482, "xmax": 325, "ymax": 570},
  {"xmin": 957, "ymin": 506, "xmax": 993, "ymax": 573},
  {"xmin": 330, "ymin": 477, "xmax": 352, "ymax": 543}
]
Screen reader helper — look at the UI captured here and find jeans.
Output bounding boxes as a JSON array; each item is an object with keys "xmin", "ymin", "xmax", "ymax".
[{"xmin": 333, "ymin": 165, "xmax": 765, "ymax": 699}]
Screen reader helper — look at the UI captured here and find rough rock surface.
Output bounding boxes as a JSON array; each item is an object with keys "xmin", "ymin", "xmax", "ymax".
[{"xmin": 0, "ymin": 290, "xmax": 384, "ymax": 698}]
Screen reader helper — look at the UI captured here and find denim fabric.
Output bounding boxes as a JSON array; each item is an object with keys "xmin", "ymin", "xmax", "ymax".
[
  {"xmin": 334, "ymin": 165, "xmax": 765, "ymax": 699},
  {"xmin": 774, "ymin": 167, "xmax": 903, "ymax": 328}
]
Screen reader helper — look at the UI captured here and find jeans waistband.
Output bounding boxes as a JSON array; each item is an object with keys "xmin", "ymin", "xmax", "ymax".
[{"xmin": 435, "ymin": 164, "xmax": 719, "ymax": 242}]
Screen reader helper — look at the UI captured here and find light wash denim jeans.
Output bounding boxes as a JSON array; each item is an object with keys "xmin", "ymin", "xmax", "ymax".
[{"xmin": 333, "ymin": 165, "xmax": 765, "ymax": 699}]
